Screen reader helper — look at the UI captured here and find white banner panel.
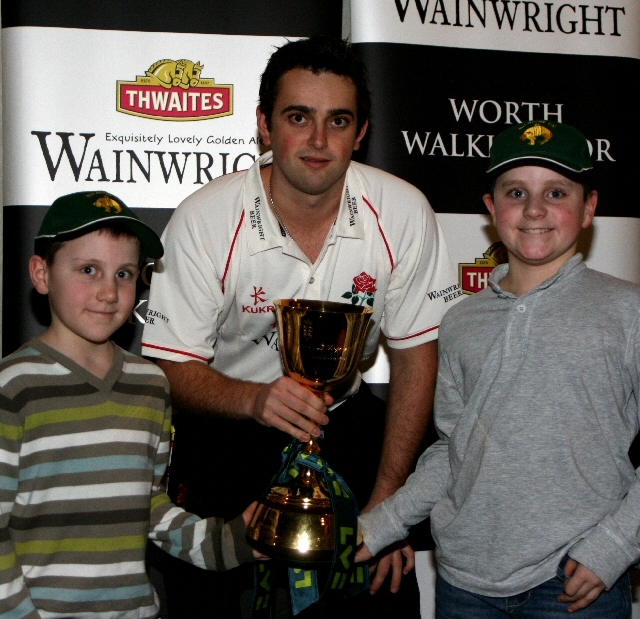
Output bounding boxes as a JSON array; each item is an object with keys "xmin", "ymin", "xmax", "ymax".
[
  {"xmin": 3, "ymin": 27, "xmax": 289, "ymax": 208},
  {"xmin": 352, "ymin": 0, "xmax": 640, "ymax": 58}
]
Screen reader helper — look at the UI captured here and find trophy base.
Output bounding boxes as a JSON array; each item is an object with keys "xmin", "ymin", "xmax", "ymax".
[
  {"xmin": 247, "ymin": 537, "xmax": 334, "ymax": 566},
  {"xmin": 247, "ymin": 494, "xmax": 335, "ymax": 565}
]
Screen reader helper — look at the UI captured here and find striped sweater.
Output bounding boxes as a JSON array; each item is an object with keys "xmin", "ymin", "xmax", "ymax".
[{"xmin": 0, "ymin": 339, "xmax": 253, "ymax": 619}]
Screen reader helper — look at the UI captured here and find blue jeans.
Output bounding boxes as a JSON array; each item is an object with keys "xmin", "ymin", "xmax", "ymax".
[{"xmin": 435, "ymin": 558, "xmax": 631, "ymax": 619}]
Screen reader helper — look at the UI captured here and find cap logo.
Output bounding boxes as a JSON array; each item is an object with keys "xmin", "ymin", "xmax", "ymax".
[
  {"xmin": 94, "ymin": 196, "xmax": 122, "ymax": 213},
  {"xmin": 521, "ymin": 124, "xmax": 553, "ymax": 146}
]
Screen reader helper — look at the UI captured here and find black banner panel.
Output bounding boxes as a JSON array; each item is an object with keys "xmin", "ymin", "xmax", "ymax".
[
  {"xmin": 356, "ymin": 43, "xmax": 634, "ymax": 218},
  {"xmin": 1, "ymin": 0, "xmax": 342, "ymax": 35}
]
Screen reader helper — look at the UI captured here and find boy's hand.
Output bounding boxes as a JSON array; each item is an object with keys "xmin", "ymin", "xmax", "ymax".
[
  {"xmin": 355, "ymin": 543, "xmax": 373, "ymax": 563},
  {"xmin": 368, "ymin": 542, "xmax": 415, "ymax": 594},
  {"xmin": 557, "ymin": 558, "xmax": 606, "ymax": 612},
  {"xmin": 241, "ymin": 502, "xmax": 270, "ymax": 560},
  {"xmin": 242, "ymin": 501, "xmax": 259, "ymax": 527},
  {"xmin": 355, "ymin": 541, "xmax": 415, "ymax": 594}
]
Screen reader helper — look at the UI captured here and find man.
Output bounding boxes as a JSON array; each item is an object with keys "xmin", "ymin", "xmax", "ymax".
[{"xmin": 142, "ymin": 36, "xmax": 459, "ymax": 618}]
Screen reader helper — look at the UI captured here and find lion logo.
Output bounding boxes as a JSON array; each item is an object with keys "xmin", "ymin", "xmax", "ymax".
[
  {"xmin": 94, "ymin": 196, "xmax": 122, "ymax": 213},
  {"xmin": 458, "ymin": 242, "xmax": 508, "ymax": 295},
  {"xmin": 521, "ymin": 124, "xmax": 553, "ymax": 146},
  {"xmin": 146, "ymin": 59, "xmax": 204, "ymax": 89},
  {"xmin": 484, "ymin": 242, "xmax": 508, "ymax": 265},
  {"xmin": 117, "ymin": 59, "xmax": 233, "ymax": 120}
]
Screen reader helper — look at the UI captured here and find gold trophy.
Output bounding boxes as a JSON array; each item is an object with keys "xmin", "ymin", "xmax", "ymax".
[{"xmin": 247, "ymin": 299, "xmax": 373, "ymax": 563}]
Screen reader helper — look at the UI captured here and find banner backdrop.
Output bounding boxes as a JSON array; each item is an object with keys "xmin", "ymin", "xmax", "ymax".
[
  {"xmin": 4, "ymin": 2, "xmax": 640, "ymax": 615},
  {"xmin": 351, "ymin": 0, "xmax": 640, "ymax": 384},
  {"xmin": 1, "ymin": 0, "xmax": 341, "ymax": 355},
  {"xmin": 349, "ymin": 3, "xmax": 640, "ymax": 615}
]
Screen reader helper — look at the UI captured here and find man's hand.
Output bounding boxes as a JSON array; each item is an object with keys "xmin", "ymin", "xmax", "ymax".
[
  {"xmin": 367, "ymin": 542, "xmax": 415, "ymax": 594},
  {"xmin": 251, "ymin": 376, "xmax": 332, "ymax": 442},
  {"xmin": 156, "ymin": 360, "xmax": 331, "ymax": 442},
  {"xmin": 348, "ymin": 342, "xmax": 436, "ymax": 595},
  {"xmin": 557, "ymin": 559, "xmax": 606, "ymax": 612}
]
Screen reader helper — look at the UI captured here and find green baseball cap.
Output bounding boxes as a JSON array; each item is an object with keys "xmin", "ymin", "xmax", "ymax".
[
  {"xmin": 35, "ymin": 191, "xmax": 164, "ymax": 259},
  {"xmin": 487, "ymin": 120, "xmax": 592, "ymax": 178}
]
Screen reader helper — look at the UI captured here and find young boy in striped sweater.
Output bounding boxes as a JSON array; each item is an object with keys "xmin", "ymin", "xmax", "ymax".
[{"xmin": 0, "ymin": 192, "xmax": 257, "ymax": 619}]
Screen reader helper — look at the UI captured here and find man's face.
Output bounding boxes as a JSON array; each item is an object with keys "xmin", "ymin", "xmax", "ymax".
[
  {"xmin": 483, "ymin": 166, "xmax": 597, "ymax": 273},
  {"xmin": 257, "ymin": 68, "xmax": 368, "ymax": 198}
]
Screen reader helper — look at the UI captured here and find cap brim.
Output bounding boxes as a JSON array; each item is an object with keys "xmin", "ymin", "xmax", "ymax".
[
  {"xmin": 35, "ymin": 216, "xmax": 164, "ymax": 259},
  {"xmin": 487, "ymin": 156, "xmax": 593, "ymax": 181}
]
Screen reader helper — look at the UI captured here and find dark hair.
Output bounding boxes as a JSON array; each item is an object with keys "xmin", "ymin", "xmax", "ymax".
[
  {"xmin": 259, "ymin": 36, "xmax": 371, "ymax": 133},
  {"xmin": 34, "ymin": 222, "xmax": 141, "ymax": 265}
]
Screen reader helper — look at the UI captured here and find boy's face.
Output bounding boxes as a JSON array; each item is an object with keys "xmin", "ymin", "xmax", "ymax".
[
  {"xmin": 483, "ymin": 166, "xmax": 597, "ymax": 274},
  {"xmin": 30, "ymin": 230, "xmax": 140, "ymax": 348}
]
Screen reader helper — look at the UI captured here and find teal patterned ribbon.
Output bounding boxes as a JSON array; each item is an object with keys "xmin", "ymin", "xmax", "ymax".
[{"xmin": 253, "ymin": 438, "xmax": 369, "ymax": 617}]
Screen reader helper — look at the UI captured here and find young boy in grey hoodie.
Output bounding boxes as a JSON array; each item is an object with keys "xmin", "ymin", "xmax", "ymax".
[{"xmin": 357, "ymin": 121, "xmax": 639, "ymax": 618}]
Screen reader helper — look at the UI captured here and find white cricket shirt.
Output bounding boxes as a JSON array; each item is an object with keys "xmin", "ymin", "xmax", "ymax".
[{"xmin": 142, "ymin": 152, "xmax": 461, "ymax": 386}]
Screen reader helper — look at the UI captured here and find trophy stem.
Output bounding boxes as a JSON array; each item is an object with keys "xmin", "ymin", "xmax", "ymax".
[
  {"xmin": 304, "ymin": 437, "xmax": 321, "ymax": 454},
  {"xmin": 306, "ymin": 388, "xmax": 326, "ymax": 440}
]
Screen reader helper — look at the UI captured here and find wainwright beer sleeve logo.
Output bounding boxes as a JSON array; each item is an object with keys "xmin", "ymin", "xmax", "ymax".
[
  {"xmin": 459, "ymin": 242, "xmax": 508, "ymax": 295},
  {"xmin": 117, "ymin": 59, "xmax": 233, "ymax": 121}
]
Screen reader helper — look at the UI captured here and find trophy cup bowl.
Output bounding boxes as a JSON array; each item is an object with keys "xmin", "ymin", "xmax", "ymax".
[{"xmin": 247, "ymin": 299, "xmax": 374, "ymax": 563}]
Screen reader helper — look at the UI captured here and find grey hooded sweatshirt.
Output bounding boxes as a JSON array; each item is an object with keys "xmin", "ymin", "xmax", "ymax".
[{"xmin": 360, "ymin": 255, "xmax": 640, "ymax": 596}]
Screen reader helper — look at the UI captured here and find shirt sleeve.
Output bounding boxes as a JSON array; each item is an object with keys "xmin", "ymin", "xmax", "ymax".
[
  {"xmin": 0, "ymin": 401, "xmax": 43, "ymax": 619},
  {"xmin": 358, "ymin": 345, "xmax": 458, "ymax": 556},
  {"xmin": 146, "ymin": 397, "xmax": 254, "ymax": 570},
  {"xmin": 141, "ymin": 197, "xmax": 230, "ymax": 363},
  {"xmin": 568, "ymin": 314, "xmax": 640, "ymax": 589},
  {"xmin": 381, "ymin": 190, "xmax": 460, "ymax": 350}
]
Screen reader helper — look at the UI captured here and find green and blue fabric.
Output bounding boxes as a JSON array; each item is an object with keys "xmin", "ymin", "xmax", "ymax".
[{"xmin": 253, "ymin": 438, "xmax": 369, "ymax": 616}]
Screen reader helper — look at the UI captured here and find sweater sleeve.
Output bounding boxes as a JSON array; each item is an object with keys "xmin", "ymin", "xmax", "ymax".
[
  {"xmin": 146, "ymin": 404, "xmax": 254, "ymax": 570},
  {"xmin": 568, "ymin": 317, "xmax": 640, "ymax": 589},
  {"xmin": 359, "ymin": 347, "xmax": 458, "ymax": 556},
  {"xmin": 0, "ymin": 401, "xmax": 43, "ymax": 619}
]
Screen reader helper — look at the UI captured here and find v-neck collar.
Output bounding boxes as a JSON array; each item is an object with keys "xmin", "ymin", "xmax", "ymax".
[{"xmin": 29, "ymin": 337, "xmax": 124, "ymax": 393}]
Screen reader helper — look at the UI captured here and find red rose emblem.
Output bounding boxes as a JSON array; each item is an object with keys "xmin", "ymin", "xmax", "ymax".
[{"xmin": 353, "ymin": 272, "xmax": 377, "ymax": 294}]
